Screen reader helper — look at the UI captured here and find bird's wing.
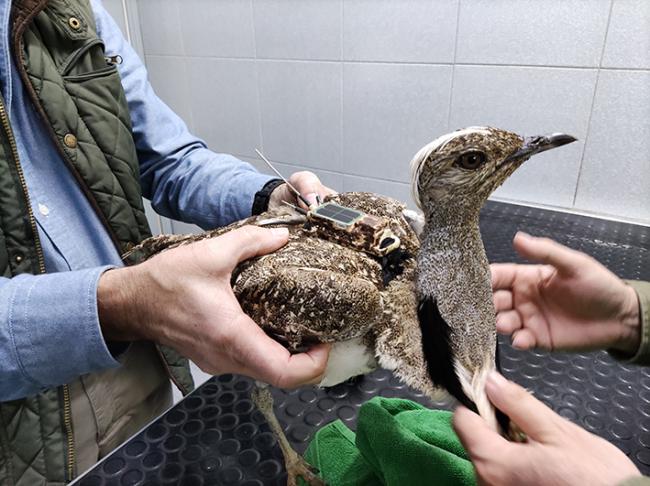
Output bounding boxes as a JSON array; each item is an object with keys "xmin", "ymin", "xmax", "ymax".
[
  {"xmin": 234, "ymin": 241, "xmax": 384, "ymax": 351},
  {"xmin": 124, "ymin": 208, "xmax": 305, "ymax": 261}
]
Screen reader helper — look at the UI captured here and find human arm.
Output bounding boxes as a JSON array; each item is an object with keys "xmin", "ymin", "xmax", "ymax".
[
  {"xmin": 91, "ymin": 1, "xmax": 333, "ymax": 228},
  {"xmin": 491, "ymin": 232, "xmax": 643, "ymax": 356},
  {"xmin": 453, "ymin": 372, "xmax": 643, "ymax": 486},
  {"xmin": 0, "ymin": 267, "xmax": 123, "ymax": 401},
  {"xmin": 97, "ymin": 225, "xmax": 330, "ymax": 387}
]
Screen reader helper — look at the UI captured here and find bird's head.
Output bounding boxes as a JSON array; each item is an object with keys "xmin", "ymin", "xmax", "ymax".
[{"xmin": 410, "ymin": 127, "xmax": 576, "ymax": 221}]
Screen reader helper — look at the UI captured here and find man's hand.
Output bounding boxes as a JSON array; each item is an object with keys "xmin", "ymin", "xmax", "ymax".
[
  {"xmin": 492, "ymin": 232, "xmax": 641, "ymax": 353},
  {"xmin": 268, "ymin": 171, "xmax": 336, "ymax": 210},
  {"xmin": 98, "ymin": 225, "xmax": 330, "ymax": 388},
  {"xmin": 453, "ymin": 372, "xmax": 641, "ymax": 486}
]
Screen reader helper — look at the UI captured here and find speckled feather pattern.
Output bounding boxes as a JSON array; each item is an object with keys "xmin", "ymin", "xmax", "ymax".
[{"xmin": 130, "ymin": 192, "xmax": 424, "ymax": 359}]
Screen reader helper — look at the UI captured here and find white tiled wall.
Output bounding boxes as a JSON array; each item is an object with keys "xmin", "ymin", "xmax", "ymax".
[{"xmin": 132, "ymin": 0, "xmax": 649, "ymax": 225}]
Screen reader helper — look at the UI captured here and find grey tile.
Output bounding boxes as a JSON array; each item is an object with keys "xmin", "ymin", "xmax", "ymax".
[
  {"xmin": 602, "ymin": 0, "xmax": 650, "ymax": 69},
  {"xmin": 187, "ymin": 58, "xmax": 261, "ymax": 158},
  {"xmin": 242, "ymin": 154, "xmax": 344, "ymax": 192},
  {"xmin": 450, "ymin": 65, "xmax": 598, "ymax": 208},
  {"xmin": 145, "ymin": 55, "xmax": 194, "ymax": 131},
  {"xmin": 575, "ymin": 70, "xmax": 650, "ymax": 222},
  {"xmin": 101, "ymin": 0, "xmax": 127, "ymax": 36},
  {"xmin": 456, "ymin": 0, "xmax": 610, "ymax": 67},
  {"xmin": 143, "ymin": 199, "xmax": 163, "ymax": 235},
  {"xmin": 258, "ymin": 61, "xmax": 342, "ymax": 172},
  {"xmin": 342, "ymin": 63, "xmax": 452, "ymax": 183},
  {"xmin": 342, "ymin": 175, "xmax": 415, "ymax": 208},
  {"xmin": 170, "ymin": 220, "xmax": 203, "ymax": 235},
  {"xmin": 137, "ymin": 0, "xmax": 184, "ymax": 56},
  {"xmin": 190, "ymin": 362, "xmax": 213, "ymax": 386},
  {"xmin": 343, "ymin": 0, "xmax": 458, "ymax": 63},
  {"xmin": 254, "ymin": 0, "xmax": 341, "ymax": 60},
  {"xmin": 180, "ymin": 0, "xmax": 255, "ymax": 58},
  {"xmin": 274, "ymin": 162, "xmax": 344, "ymax": 192}
]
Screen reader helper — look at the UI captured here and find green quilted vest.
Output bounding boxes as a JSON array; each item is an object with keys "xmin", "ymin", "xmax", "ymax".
[{"xmin": 0, "ymin": 1, "xmax": 193, "ymax": 484}]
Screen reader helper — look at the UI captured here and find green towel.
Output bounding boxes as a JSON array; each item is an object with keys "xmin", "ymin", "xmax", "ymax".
[{"xmin": 303, "ymin": 397, "xmax": 477, "ymax": 486}]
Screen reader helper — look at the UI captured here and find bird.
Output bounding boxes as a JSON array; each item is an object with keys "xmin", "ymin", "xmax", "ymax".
[{"xmin": 128, "ymin": 127, "xmax": 576, "ymax": 485}]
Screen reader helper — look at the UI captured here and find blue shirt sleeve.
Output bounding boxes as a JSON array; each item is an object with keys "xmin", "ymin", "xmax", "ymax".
[
  {"xmin": 0, "ymin": 267, "xmax": 120, "ymax": 401},
  {"xmin": 91, "ymin": 0, "xmax": 274, "ymax": 230}
]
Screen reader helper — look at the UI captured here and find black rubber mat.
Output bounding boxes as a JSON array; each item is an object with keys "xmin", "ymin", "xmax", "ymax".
[{"xmin": 75, "ymin": 201, "xmax": 650, "ymax": 485}]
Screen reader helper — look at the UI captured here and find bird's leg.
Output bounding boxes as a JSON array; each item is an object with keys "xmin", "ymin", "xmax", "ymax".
[{"xmin": 251, "ymin": 383, "xmax": 325, "ymax": 486}]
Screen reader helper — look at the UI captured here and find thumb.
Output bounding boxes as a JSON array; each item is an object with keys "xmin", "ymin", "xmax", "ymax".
[
  {"xmin": 453, "ymin": 405, "xmax": 510, "ymax": 461},
  {"xmin": 210, "ymin": 225, "xmax": 289, "ymax": 269},
  {"xmin": 513, "ymin": 232, "xmax": 581, "ymax": 276},
  {"xmin": 485, "ymin": 372, "xmax": 561, "ymax": 442}
]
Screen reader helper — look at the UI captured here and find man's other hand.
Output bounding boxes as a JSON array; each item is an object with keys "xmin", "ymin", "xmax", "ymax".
[
  {"xmin": 268, "ymin": 171, "xmax": 336, "ymax": 210},
  {"xmin": 98, "ymin": 225, "xmax": 330, "ymax": 388},
  {"xmin": 492, "ymin": 232, "xmax": 640, "ymax": 353},
  {"xmin": 453, "ymin": 372, "xmax": 641, "ymax": 486}
]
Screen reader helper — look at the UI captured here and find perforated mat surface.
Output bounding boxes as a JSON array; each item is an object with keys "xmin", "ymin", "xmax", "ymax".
[{"xmin": 75, "ymin": 201, "xmax": 650, "ymax": 485}]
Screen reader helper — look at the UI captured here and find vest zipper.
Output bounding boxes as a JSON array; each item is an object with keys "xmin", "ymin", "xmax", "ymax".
[
  {"xmin": 0, "ymin": 99, "xmax": 76, "ymax": 482},
  {"xmin": 62, "ymin": 384, "xmax": 75, "ymax": 481},
  {"xmin": 0, "ymin": 101, "xmax": 45, "ymax": 274}
]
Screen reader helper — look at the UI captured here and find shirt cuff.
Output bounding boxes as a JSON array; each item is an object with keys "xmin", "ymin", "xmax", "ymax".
[
  {"xmin": 608, "ymin": 280, "xmax": 650, "ymax": 366},
  {"xmin": 8, "ymin": 266, "xmax": 120, "ymax": 390}
]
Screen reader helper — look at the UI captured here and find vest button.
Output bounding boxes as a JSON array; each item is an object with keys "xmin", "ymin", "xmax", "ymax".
[
  {"xmin": 14, "ymin": 254, "xmax": 23, "ymax": 264},
  {"xmin": 68, "ymin": 17, "xmax": 82, "ymax": 30},
  {"xmin": 64, "ymin": 133, "xmax": 77, "ymax": 149}
]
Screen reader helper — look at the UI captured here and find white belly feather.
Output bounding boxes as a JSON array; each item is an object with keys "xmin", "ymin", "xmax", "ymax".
[{"xmin": 318, "ymin": 337, "xmax": 377, "ymax": 387}]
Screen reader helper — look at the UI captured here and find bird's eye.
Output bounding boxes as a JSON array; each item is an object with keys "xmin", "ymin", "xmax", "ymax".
[{"xmin": 456, "ymin": 151, "xmax": 487, "ymax": 170}]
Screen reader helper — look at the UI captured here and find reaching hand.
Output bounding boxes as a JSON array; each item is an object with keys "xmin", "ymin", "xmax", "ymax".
[
  {"xmin": 492, "ymin": 232, "xmax": 640, "ymax": 353},
  {"xmin": 454, "ymin": 372, "xmax": 641, "ymax": 486},
  {"xmin": 98, "ymin": 225, "xmax": 330, "ymax": 388},
  {"xmin": 268, "ymin": 171, "xmax": 336, "ymax": 210}
]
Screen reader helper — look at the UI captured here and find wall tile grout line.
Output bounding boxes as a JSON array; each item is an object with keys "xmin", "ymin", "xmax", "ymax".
[
  {"xmin": 571, "ymin": 0, "xmax": 616, "ymax": 208},
  {"xmin": 340, "ymin": 0, "xmax": 344, "ymax": 177},
  {"xmin": 142, "ymin": 53, "xmax": 650, "ymax": 73},
  {"xmin": 231, "ymin": 152, "xmax": 410, "ymax": 187},
  {"xmin": 250, "ymin": 0, "xmax": 265, "ymax": 155},
  {"xmin": 446, "ymin": 0, "xmax": 462, "ymax": 131}
]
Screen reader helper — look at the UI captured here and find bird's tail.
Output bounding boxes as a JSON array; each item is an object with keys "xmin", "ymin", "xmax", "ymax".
[
  {"xmin": 456, "ymin": 356, "xmax": 521, "ymax": 441},
  {"xmin": 455, "ymin": 357, "xmax": 500, "ymax": 433}
]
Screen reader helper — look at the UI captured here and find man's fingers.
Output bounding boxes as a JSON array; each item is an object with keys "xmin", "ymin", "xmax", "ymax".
[
  {"xmin": 493, "ymin": 290, "xmax": 513, "ymax": 311},
  {"xmin": 234, "ymin": 321, "xmax": 330, "ymax": 388},
  {"xmin": 496, "ymin": 310, "xmax": 522, "ymax": 334},
  {"xmin": 513, "ymin": 232, "xmax": 581, "ymax": 276},
  {"xmin": 490, "ymin": 263, "xmax": 519, "ymax": 290},
  {"xmin": 211, "ymin": 225, "xmax": 289, "ymax": 268},
  {"xmin": 453, "ymin": 406, "xmax": 510, "ymax": 462},
  {"xmin": 485, "ymin": 372, "xmax": 560, "ymax": 442},
  {"xmin": 289, "ymin": 171, "xmax": 336, "ymax": 207},
  {"xmin": 278, "ymin": 344, "xmax": 331, "ymax": 388},
  {"xmin": 511, "ymin": 329, "xmax": 536, "ymax": 349}
]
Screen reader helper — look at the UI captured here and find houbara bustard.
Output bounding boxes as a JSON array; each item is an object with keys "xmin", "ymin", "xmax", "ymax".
[{"xmin": 129, "ymin": 127, "xmax": 576, "ymax": 485}]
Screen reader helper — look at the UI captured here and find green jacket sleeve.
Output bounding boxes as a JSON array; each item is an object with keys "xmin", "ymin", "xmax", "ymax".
[
  {"xmin": 609, "ymin": 280, "xmax": 650, "ymax": 366},
  {"xmin": 618, "ymin": 476, "xmax": 650, "ymax": 486}
]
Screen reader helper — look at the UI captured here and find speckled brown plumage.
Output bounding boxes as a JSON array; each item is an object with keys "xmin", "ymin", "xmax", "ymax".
[{"xmin": 132, "ymin": 192, "xmax": 420, "ymax": 351}]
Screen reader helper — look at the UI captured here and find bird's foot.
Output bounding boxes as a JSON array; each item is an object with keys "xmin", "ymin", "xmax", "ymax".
[{"xmin": 286, "ymin": 455, "xmax": 325, "ymax": 486}]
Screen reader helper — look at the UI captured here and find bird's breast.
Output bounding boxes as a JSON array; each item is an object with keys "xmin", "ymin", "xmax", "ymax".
[{"xmin": 318, "ymin": 337, "xmax": 377, "ymax": 388}]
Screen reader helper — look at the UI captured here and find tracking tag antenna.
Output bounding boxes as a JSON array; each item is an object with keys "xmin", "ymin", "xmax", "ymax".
[{"xmin": 255, "ymin": 149, "xmax": 313, "ymax": 208}]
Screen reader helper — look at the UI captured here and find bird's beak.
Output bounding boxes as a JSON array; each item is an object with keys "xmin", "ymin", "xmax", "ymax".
[{"xmin": 503, "ymin": 133, "xmax": 577, "ymax": 163}]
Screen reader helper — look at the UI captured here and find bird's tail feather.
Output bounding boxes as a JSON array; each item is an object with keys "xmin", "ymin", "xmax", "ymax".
[{"xmin": 455, "ymin": 357, "xmax": 499, "ymax": 433}]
